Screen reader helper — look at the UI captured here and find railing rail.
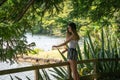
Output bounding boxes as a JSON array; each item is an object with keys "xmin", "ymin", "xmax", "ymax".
[
  {"xmin": 0, "ymin": 58, "xmax": 120, "ymax": 80},
  {"xmin": 0, "ymin": 62, "xmax": 69, "ymax": 75}
]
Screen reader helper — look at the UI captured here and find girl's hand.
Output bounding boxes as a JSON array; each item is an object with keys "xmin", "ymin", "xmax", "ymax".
[
  {"xmin": 52, "ymin": 45, "xmax": 58, "ymax": 48},
  {"xmin": 61, "ymin": 48, "xmax": 67, "ymax": 54},
  {"xmin": 61, "ymin": 50, "xmax": 66, "ymax": 54},
  {"xmin": 52, "ymin": 45, "xmax": 58, "ymax": 50}
]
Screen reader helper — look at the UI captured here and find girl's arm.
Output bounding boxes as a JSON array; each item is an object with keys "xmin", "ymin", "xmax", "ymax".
[
  {"xmin": 53, "ymin": 35, "xmax": 73, "ymax": 47},
  {"xmin": 61, "ymin": 48, "xmax": 68, "ymax": 54}
]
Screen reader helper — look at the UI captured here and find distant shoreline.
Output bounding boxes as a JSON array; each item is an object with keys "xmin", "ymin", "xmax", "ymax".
[
  {"xmin": 17, "ymin": 56, "xmax": 63, "ymax": 65},
  {"xmin": 17, "ymin": 50, "xmax": 67, "ymax": 64}
]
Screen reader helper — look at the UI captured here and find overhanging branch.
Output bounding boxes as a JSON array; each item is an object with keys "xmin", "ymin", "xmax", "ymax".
[{"xmin": 15, "ymin": 0, "xmax": 35, "ymax": 22}]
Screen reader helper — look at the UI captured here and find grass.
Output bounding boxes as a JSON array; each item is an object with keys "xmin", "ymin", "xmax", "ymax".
[{"xmin": 27, "ymin": 49, "xmax": 67, "ymax": 60}]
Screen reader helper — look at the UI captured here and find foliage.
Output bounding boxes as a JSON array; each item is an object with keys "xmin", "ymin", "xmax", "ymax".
[
  {"xmin": 10, "ymin": 75, "xmax": 31, "ymax": 80},
  {"xmin": 50, "ymin": 67, "xmax": 68, "ymax": 80},
  {"xmin": 0, "ymin": 21, "xmax": 35, "ymax": 62},
  {"xmin": 0, "ymin": 0, "xmax": 65, "ymax": 62},
  {"xmin": 79, "ymin": 29, "xmax": 119, "ymax": 80},
  {"xmin": 27, "ymin": 48, "xmax": 43, "ymax": 55},
  {"xmin": 0, "ymin": 0, "xmax": 119, "ymax": 67}
]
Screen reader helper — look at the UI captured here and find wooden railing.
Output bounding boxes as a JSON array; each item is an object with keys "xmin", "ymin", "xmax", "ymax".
[{"xmin": 0, "ymin": 58, "xmax": 120, "ymax": 80}]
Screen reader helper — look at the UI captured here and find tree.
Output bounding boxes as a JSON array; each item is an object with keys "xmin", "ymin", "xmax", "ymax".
[{"xmin": 0, "ymin": 0, "xmax": 120, "ymax": 62}]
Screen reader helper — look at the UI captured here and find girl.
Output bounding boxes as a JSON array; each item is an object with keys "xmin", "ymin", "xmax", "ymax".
[{"xmin": 52, "ymin": 22, "xmax": 80, "ymax": 80}]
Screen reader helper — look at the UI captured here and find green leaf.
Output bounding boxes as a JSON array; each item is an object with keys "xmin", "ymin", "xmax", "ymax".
[
  {"xmin": 42, "ymin": 69, "xmax": 50, "ymax": 80},
  {"xmin": 15, "ymin": 76, "xmax": 22, "ymax": 80},
  {"xmin": 57, "ymin": 48, "xmax": 67, "ymax": 61},
  {"xmin": 9, "ymin": 75, "xmax": 14, "ymax": 80},
  {"xmin": 26, "ymin": 76, "xmax": 31, "ymax": 80},
  {"xmin": 87, "ymin": 31, "xmax": 96, "ymax": 58},
  {"xmin": 38, "ymin": 70, "xmax": 44, "ymax": 80}
]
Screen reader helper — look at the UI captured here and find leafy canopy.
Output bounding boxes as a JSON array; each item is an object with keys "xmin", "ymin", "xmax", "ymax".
[{"xmin": 0, "ymin": 0, "xmax": 120, "ymax": 62}]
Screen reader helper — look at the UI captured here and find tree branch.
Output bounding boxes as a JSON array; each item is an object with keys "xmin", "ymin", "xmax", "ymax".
[{"xmin": 15, "ymin": 0, "xmax": 35, "ymax": 22}]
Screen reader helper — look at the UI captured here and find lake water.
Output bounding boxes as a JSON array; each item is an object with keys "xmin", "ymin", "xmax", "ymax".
[
  {"xmin": 0, "ymin": 33, "xmax": 83, "ymax": 80},
  {"xmin": 26, "ymin": 33, "xmax": 65, "ymax": 51},
  {"xmin": 26, "ymin": 33, "xmax": 83, "ymax": 51},
  {"xmin": 0, "ymin": 61, "xmax": 34, "ymax": 80}
]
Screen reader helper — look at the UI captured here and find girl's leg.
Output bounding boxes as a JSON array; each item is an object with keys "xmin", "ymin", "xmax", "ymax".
[{"xmin": 69, "ymin": 60, "xmax": 80, "ymax": 80}]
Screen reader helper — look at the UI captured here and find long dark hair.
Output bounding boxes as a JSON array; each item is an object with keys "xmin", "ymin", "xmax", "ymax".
[{"xmin": 66, "ymin": 22, "xmax": 80, "ymax": 40}]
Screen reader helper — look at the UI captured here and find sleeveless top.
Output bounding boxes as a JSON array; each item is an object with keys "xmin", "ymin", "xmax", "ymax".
[{"xmin": 68, "ymin": 40, "xmax": 78, "ymax": 49}]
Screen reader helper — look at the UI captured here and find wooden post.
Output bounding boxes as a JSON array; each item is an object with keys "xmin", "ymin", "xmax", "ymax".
[
  {"xmin": 34, "ymin": 69, "xmax": 39, "ymax": 80},
  {"xmin": 94, "ymin": 61, "xmax": 98, "ymax": 80},
  {"xmin": 34, "ymin": 60, "xmax": 39, "ymax": 80}
]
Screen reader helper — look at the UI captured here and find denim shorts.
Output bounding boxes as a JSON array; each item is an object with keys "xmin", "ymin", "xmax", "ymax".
[{"xmin": 67, "ymin": 48, "xmax": 78, "ymax": 60}]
